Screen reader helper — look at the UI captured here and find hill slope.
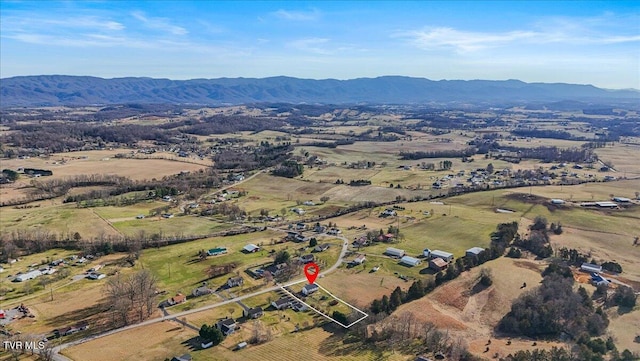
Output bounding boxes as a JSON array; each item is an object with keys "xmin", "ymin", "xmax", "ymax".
[{"xmin": 1, "ymin": 75, "xmax": 638, "ymax": 106}]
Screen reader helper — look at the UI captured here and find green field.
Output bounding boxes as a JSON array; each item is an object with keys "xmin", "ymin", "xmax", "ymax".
[{"xmin": 112, "ymin": 214, "xmax": 233, "ymax": 238}]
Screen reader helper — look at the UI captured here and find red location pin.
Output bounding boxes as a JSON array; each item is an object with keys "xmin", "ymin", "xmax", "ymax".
[{"xmin": 304, "ymin": 262, "xmax": 320, "ymax": 284}]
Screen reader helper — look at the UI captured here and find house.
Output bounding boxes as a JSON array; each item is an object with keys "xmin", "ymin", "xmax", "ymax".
[
  {"xmin": 351, "ymin": 254, "xmax": 366, "ymax": 265},
  {"xmin": 302, "ymin": 283, "xmax": 319, "ymax": 296},
  {"xmin": 423, "ymin": 248, "xmax": 431, "ymax": 258},
  {"xmin": 271, "ymin": 297, "xmax": 292, "ymax": 310},
  {"xmin": 291, "ymin": 207, "xmax": 306, "ymax": 215},
  {"xmin": 264, "ymin": 263, "xmax": 288, "ymax": 278},
  {"xmin": 385, "ymin": 247, "xmax": 405, "ymax": 258},
  {"xmin": 216, "ymin": 318, "xmax": 238, "ymax": 336},
  {"xmin": 353, "ymin": 236, "xmax": 369, "ymax": 247},
  {"xmin": 581, "ymin": 263, "xmax": 603, "ymax": 274},
  {"xmin": 243, "ymin": 307, "xmax": 263, "ymax": 319},
  {"xmin": 314, "ymin": 225, "xmax": 327, "ymax": 233},
  {"xmin": 299, "ymin": 254, "xmax": 315, "ymax": 264},
  {"xmin": 88, "ymin": 264, "xmax": 103, "ymax": 273},
  {"xmin": 86, "ymin": 272, "xmax": 105, "ymax": 280},
  {"xmin": 399, "ymin": 256, "xmax": 421, "ymax": 267},
  {"xmin": 465, "ymin": 247, "xmax": 485, "ymax": 258},
  {"xmin": 13, "ymin": 269, "xmax": 42, "ymax": 282},
  {"xmin": 379, "ymin": 209, "xmax": 397, "ymax": 217},
  {"xmin": 292, "ymin": 301, "xmax": 308, "ymax": 312},
  {"xmin": 192, "ymin": 286, "xmax": 212, "ymax": 297},
  {"xmin": 207, "ymin": 247, "xmax": 227, "ymax": 256},
  {"xmin": 296, "ymin": 223, "xmax": 306, "ymax": 230},
  {"xmin": 227, "ymin": 276, "xmax": 244, "ymax": 288},
  {"xmin": 162, "ymin": 213, "xmax": 174, "ymax": 218},
  {"xmin": 236, "ymin": 342, "xmax": 248, "ymax": 350},
  {"xmin": 170, "ymin": 354, "xmax": 193, "ymax": 361},
  {"xmin": 327, "ymin": 228, "xmax": 341, "ymax": 235},
  {"xmin": 314, "ymin": 243, "xmax": 330, "ymax": 252},
  {"xmin": 136, "ymin": 214, "xmax": 145, "ymax": 219},
  {"xmin": 243, "ymin": 244, "xmax": 260, "ymax": 253},
  {"xmin": 167, "ymin": 293, "xmax": 187, "ymax": 306},
  {"xmin": 162, "ymin": 195, "xmax": 172, "ymax": 202},
  {"xmin": 591, "ymin": 273, "xmax": 610, "ymax": 287},
  {"xmin": 430, "ymin": 250, "xmax": 454, "ymax": 263},
  {"xmin": 429, "ymin": 258, "xmax": 448, "ymax": 271},
  {"xmin": 303, "ymin": 200, "xmax": 316, "ymax": 206},
  {"xmin": 54, "ymin": 321, "xmax": 89, "ymax": 337},
  {"xmin": 378, "ymin": 233, "xmax": 395, "ymax": 242},
  {"xmin": 294, "ymin": 234, "xmax": 309, "ymax": 243}
]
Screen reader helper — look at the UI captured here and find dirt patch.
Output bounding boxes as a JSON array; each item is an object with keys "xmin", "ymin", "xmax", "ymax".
[{"xmin": 513, "ymin": 260, "xmax": 543, "ymax": 273}]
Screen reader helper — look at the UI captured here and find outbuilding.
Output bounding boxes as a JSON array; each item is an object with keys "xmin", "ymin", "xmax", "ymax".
[
  {"xmin": 242, "ymin": 244, "xmax": 260, "ymax": 253},
  {"xmin": 399, "ymin": 256, "xmax": 421, "ymax": 267},
  {"xmin": 429, "ymin": 258, "xmax": 448, "ymax": 271},
  {"xmin": 13, "ymin": 270, "xmax": 42, "ymax": 282},
  {"xmin": 581, "ymin": 263, "xmax": 603, "ymax": 274},
  {"xmin": 385, "ymin": 247, "xmax": 405, "ymax": 258},
  {"xmin": 423, "ymin": 248, "xmax": 431, "ymax": 258},
  {"xmin": 612, "ymin": 197, "xmax": 631, "ymax": 203},
  {"xmin": 465, "ymin": 247, "xmax": 485, "ymax": 258},
  {"xmin": 550, "ymin": 199, "xmax": 565, "ymax": 205},
  {"xmin": 430, "ymin": 250, "xmax": 454, "ymax": 263}
]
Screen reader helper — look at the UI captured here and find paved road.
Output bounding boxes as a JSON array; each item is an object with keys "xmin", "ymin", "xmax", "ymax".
[{"xmin": 51, "ymin": 232, "xmax": 349, "ymax": 361}]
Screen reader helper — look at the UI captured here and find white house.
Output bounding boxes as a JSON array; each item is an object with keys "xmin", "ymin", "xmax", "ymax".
[
  {"xmin": 385, "ymin": 247, "xmax": 405, "ymax": 258},
  {"xmin": 430, "ymin": 250, "xmax": 454, "ymax": 263},
  {"xmin": 302, "ymin": 283, "xmax": 319, "ymax": 296},
  {"xmin": 399, "ymin": 256, "xmax": 421, "ymax": 267}
]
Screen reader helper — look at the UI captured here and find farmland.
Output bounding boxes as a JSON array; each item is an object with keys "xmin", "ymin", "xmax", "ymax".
[{"xmin": 1, "ymin": 103, "xmax": 639, "ymax": 360}]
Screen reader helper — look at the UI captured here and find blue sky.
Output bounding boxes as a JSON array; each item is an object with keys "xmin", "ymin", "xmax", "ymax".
[{"xmin": 1, "ymin": 1, "xmax": 638, "ymax": 89}]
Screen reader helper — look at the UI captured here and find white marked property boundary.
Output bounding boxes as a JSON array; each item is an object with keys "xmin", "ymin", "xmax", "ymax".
[{"xmin": 279, "ymin": 283, "xmax": 368, "ymax": 328}]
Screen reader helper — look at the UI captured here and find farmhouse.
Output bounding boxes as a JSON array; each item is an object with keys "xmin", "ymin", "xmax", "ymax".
[
  {"xmin": 271, "ymin": 297, "xmax": 292, "ymax": 310},
  {"xmin": 399, "ymin": 256, "xmax": 421, "ymax": 267},
  {"xmin": 302, "ymin": 283, "xmax": 319, "ymax": 296},
  {"xmin": 167, "ymin": 293, "xmax": 187, "ymax": 306},
  {"xmin": 351, "ymin": 254, "xmax": 366, "ymax": 265},
  {"xmin": 207, "ymin": 247, "xmax": 227, "ymax": 256},
  {"xmin": 429, "ymin": 258, "xmax": 448, "ymax": 272},
  {"xmin": 314, "ymin": 243, "xmax": 330, "ymax": 252},
  {"xmin": 226, "ymin": 276, "xmax": 244, "ymax": 288},
  {"xmin": 242, "ymin": 244, "xmax": 260, "ymax": 253},
  {"xmin": 465, "ymin": 247, "xmax": 485, "ymax": 258},
  {"xmin": 192, "ymin": 286, "xmax": 212, "ymax": 297},
  {"xmin": 353, "ymin": 236, "xmax": 369, "ymax": 247},
  {"xmin": 299, "ymin": 254, "xmax": 315, "ymax": 264},
  {"xmin": 216, "ymin": 318, "xmax": 238, "ymax": 336},
  {"xmin": 13, "ymin": 270, "xmax": 42, "ymax": 282},
  {"xmin": 292, "ymin": 301, "xmax": 308, "ymax": 312},
  {"xmin": 385, "ymin": 247, "xmax": 405, "ymax": 258},
  {"xmin": 430, "ymin": 250, "xmax": 454, "ymax": 263},
  {"xmin": 243, "ymin": 307, "xmax": 263, "ymax": 319},
  {"xmin": 580, "ymin": 263, "xmax": 603, "ymax": 274}
]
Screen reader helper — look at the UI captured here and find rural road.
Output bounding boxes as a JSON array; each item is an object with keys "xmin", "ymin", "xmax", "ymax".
[{"xmin": 50, "ymin": 232, "xmax": 350, "ymax": 361}]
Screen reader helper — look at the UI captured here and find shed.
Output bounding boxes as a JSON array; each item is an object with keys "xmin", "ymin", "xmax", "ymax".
[
  {"xmin": 13, "ymin": 269, "xmax": 42, "ymax": 282},
  {"xmin": 385, "ymin": 247, "xmax": 405, "ymax": 258},
  {"xmin": 550, "ymin": 199, "xmax": 565, "ymax": 205},
  {"xmin": 429, "ymin": 258, "xmax": 448, "ymax": 271},
  {"xmin": 243, "ymin": 244, "xmax": 260, "ymax": 253},
  {"xmin": 399, "ymin": 256, "xmax": 421, "ymax": 267},
  {"xmin": 581, "ymin": 263, "xmax": 602, "ymax": 274},
  {"xmin": 613, "ymin": 197, "xmax": 631, "ymax": 203},
  {"xmin": 595, "ymin": 201, "xmax": 618, "ymax": 208},
  {"xmin": 465, "ymin": 247, "xmax": 485, "ymax": 258},
  {"xmin": 430, "ymin": 250, "xmax": 454, "ymax": 262},
  {"xmin": 423, "ymin": 248, "xmax": 431, "ymax": 258}
]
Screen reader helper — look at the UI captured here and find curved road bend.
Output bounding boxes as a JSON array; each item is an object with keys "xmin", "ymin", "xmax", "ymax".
[{"xmin": 51, "ymin": 234, "xmax": 349, "ymax": 361}]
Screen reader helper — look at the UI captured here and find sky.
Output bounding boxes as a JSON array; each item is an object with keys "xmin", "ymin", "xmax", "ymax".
[{"xmin": 1, "ymin": 1, "xmax": 639, "ymax": 89}]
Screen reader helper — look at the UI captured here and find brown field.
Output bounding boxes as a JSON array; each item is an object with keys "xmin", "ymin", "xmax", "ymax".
[{"xmin": 320, "ymin": 269, "xmax": 410, "ymax": 309}]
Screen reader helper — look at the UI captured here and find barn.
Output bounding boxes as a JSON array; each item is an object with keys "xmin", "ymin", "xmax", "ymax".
[
  {"xmin": 385, "ymin": 247, "xmax": 405, "ymax": 258},
  {"xmin": 399, "ymin": 256, "xmax": 421, "ymax": 267}
]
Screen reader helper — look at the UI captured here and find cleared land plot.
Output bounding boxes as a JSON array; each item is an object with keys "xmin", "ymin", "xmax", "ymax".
[{"xmin": 112, "ymin": 214, "xmax": 232, "ymax": 238}]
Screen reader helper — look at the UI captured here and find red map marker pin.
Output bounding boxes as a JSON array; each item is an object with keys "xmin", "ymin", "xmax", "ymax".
[{"xmin": 304, "ymin": 262, "xmax": 319, "ymax": 284}]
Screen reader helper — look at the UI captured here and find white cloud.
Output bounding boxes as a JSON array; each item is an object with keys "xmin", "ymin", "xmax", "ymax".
[
  {"xmin": 272, "ymin": 9, "xmax": 321, "ymax": 21},
  {"xmin": 288, "ymin": 37, "xmax": 331, "ymax": 55},
  {"xmin": 131, "ymin": 11, "xmax": 187, "ymax": 35}
]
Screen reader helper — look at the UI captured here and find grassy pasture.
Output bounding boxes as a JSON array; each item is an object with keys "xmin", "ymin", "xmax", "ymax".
[{"xmin": 112, "ymin": 214, "xmax": 232, "ymax": 238}]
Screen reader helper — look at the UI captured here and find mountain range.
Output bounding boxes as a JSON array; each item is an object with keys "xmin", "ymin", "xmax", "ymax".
[{"xmin": 1, "ymin": 75, "xmax": 638, "ymax": 107}]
